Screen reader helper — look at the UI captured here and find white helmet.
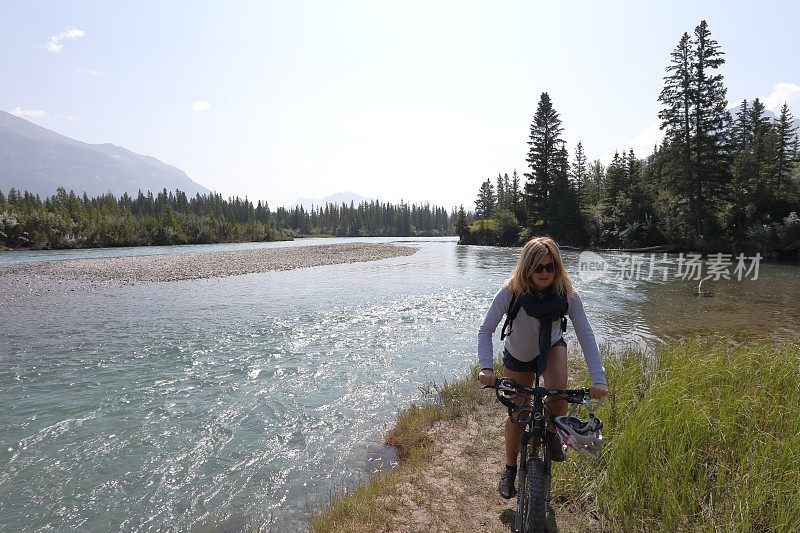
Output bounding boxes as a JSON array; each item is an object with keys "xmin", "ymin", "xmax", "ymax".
[{"xmin": 553, "ymin": 415, "xmax": 604, "ymax": 457}]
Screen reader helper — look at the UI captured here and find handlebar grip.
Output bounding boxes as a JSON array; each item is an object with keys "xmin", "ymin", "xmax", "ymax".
[{"xmin": 564, "ymin": 391, "xmax": 589, "ymax": 404}]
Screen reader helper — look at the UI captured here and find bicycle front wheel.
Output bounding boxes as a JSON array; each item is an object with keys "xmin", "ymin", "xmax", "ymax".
[{"xmin": 523, "ymin": 457, "xmax": 547, "ymax": 533}]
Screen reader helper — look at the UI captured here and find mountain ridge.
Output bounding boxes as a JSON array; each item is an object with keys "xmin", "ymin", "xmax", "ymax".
[
  {"xmin": 0, "ymin": 110, "xmax": 210, "ymax": 199},
  {"xmin": 293, "ymin": 191, "xmax": 373, "ymax": 211}
]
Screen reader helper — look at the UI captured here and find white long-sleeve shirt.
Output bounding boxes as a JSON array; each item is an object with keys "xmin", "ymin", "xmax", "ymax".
[{"xmin": 477, "ymin": 284, "xmax": 607, "ymax": 385}]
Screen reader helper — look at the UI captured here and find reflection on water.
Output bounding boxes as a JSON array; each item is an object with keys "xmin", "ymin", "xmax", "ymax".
[
  {"xmin": 1, "ymin": 239, "xmax": 797, "ymax": 531},
  {"xmin": 639, "ymin": 258, "xmax": 800, "ymax": 342}
]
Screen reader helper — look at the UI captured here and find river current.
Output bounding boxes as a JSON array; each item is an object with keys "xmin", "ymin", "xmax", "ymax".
[{"xmin": 1, "ymin": 237, "xmax": 796, "ymax": 531}]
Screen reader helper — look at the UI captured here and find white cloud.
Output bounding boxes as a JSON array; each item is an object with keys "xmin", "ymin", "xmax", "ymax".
[
  {"xmin": 76, "ymin": 67, "xmax": 105, "ymax": 78},
  {"xmin": 43, "ymin": 27, "xmax": 85, "ymax": 54},
  {"xmin": 602, "ymin": 119, "xmax": 664, "ymax": 163},
  {"xmin": 627, "ymin": 120, "xmax": 664, "ymax": 156},
  {"xmin": 10, "ymin": 106, "xmax": 47, "ymax": 118},
  {"xmin": 193, "ymin": 100, "xmax": 211, "ymax": 112},
  {"xmin": 761, "ymin": 82, "xmax": 800, "ymax": 112}
]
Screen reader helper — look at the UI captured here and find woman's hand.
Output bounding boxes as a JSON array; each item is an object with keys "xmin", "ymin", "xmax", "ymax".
[
  {"xmin": 478, "ymin": 368, "xmax": 496, "ymax": 387},
  {"xmin": 589, "ymin": 382, "xmax": 608, "ymax": 400}
]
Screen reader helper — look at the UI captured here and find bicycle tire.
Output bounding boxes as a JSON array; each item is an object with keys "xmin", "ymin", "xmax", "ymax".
[{"xmin": 523, "ymin": 457, "xmax": 547, "ymax": 533}]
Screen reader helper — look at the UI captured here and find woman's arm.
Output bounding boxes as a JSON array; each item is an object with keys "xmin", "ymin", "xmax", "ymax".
[
  {"xmin": 477, "ymin": 285, "xmax": 513, "ymax": 370},
  {"xmin": 568, "ymin": 291, "xmax": 607, "ymax": 386}
]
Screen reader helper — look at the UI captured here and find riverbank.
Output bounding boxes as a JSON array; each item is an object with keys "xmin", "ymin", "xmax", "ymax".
[
  {"xmin": 0, "ymin": 242, "xmax": 417, "ymax": 303},
  {"xmin": 311, "ymin": 337, "xmax": 800, "ymax": 532},
  {"xmin": 457, "ymin": 237, "xmax": 800, "ymax": 260}
]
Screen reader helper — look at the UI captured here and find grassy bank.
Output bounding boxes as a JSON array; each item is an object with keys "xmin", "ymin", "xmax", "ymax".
[
  {"xmin": 311, "ymin": 337, "xmax": 800, "ymax": 532},
  {"xmin": 596, "ymin": 338, "xmax": 800, "ymax": 531}
]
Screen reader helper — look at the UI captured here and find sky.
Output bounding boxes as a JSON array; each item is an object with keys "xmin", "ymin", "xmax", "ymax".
[{"xmin": 2, "ymin": 0, "xmax": 800, "ymax": 210}]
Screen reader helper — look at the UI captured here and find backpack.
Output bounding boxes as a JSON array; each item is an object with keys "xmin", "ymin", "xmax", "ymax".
[{"xmin": 500, "ymin": 292, "xmax": 569, "ymax": 341}]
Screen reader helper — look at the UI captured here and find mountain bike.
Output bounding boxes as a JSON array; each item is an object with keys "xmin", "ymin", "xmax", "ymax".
[{"xmin": 486, "ymin": 376, "xmax": 602, "ymax": 533}]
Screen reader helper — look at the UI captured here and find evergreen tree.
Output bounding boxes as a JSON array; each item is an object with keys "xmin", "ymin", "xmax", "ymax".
[
  {"xmin": 510, "ymin": 170, "xmax": 523, "ymax": 221},
  {"xmin": 548, "ymin": 145, "xmax": 585, "ymax": 245},
  {"xmin": 731, "ymin": 99, "xmax": 752, "ymax": 150},
  {"xmin": 455, "ymin": 205, "xmax": 469, "ymax": 237},
  {"xmin": 571, "ymin": 141, "xmax": 588, "ymax": 206},
  {"xmin": 474, "ymin": 178, "xmax": 496, "ymax": 218},
  {"xmin": 747, "ymin": 98, "xmax": 778, "ymax": 196},
  {"xmin": 658, "ymin": 32, "xmax": 694, "ymax": 239},
  {"xmin": 604, "ymin": 151, "xmax": 625, "ymax": 202},
  {"xmin": 585, "ymin": 159, "xmax": 605, "ymax": 205},
  {"xmin": 775, "ymin": 102, "xmax": 798, "ymax": 194},
  {"xmin": 658, "ymin": 21, "xmax": 730, "ymax": 245},
  {"xmin": 524, "ymin": 92, "xmax": 564, "ymax": 230},
  {"xmin": 691, "ymin": 20, "xmax": 731, "ymax": 240},
  {"xmin": 496, "ymin": 174, "xmax": 506, "ymax": 211}
]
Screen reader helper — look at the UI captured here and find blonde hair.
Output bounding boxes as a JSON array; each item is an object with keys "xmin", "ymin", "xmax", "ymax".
[{"xmin": 506, "ymin": 236, "xmax": 575, "ymax": 297}]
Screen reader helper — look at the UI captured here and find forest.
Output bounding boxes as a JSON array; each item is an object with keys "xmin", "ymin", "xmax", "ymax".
[
  {"xmin": 0, "ymin": 188, "xmax": 453, "ymax": 249},
  {"xmin": 461, "ymin": 20, "xmax": 800, "ymax": 256}
]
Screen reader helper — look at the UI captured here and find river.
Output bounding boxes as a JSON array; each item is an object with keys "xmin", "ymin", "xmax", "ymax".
[{"xmin": 1, "ymin": 238, "xmax": 797, "ymax": 531}]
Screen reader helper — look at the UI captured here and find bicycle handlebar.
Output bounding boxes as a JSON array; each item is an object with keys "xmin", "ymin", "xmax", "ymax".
[{"xmin": 484, "ymin": 377, "xmax": 590, "ymax": 403}]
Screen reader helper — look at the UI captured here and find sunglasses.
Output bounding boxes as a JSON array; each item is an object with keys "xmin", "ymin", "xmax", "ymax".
[{"xmin": 532, "ymin": 262, "xmax": 556, "ymax": 274}]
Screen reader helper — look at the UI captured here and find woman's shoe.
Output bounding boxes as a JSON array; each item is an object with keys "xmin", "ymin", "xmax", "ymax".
[{"xmin": 498, "ymin": 467, "xmax": 517, "ymax": 499}]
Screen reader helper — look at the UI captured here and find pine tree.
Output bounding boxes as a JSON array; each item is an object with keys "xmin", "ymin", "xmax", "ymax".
[
  {"xmin": 658, "ymin": 21, "xmax": 731, "ymax": 245},
  {"xmin": 510, "ymin": 170, "xmax": 521, "ymax": 218},
  {"xmin": 455, "ymin": 205, "xmax": 469, "ymax": 237},
  {"xmin": 524, "ymin": 92, "xmax": 565, "ymax": 230},
  {"xmin": 548, "ymin": 145, "xmax": 584, "ymax": 245},
  {"xmin": 604, "ymin": 151, "xmax": 625, "ymax": 203},
  {"xmin": 746, "ymin": 98, "xmax": 778, "ymax": 196},
  {"xmin": 496, "ymin": 174, "xmax": 506, "ymax": 211},
  {"xmin": 775, "ymin": 102, "xmax": 799, "ymax": 194},
  {"xmin": 732, "ymin": 99, "xmax": 752, "ymax": 150},
  {"xmin": 475, "ymin": 179, "xmax": 496, "ymax": 218},
  {"xmin": 585, "ymin": 160, "xmax": 605, "ymax": 205},
  {"xmin": 691, "ymin": 20, "xmax": 731, "ymax": 239},
  {"xmin": 658, "ymin": 32, "xmax": 694, "ymax": 229},
  {"xmin": 571, "ymin": 141, "xmax": 588, "ymax": 207}
]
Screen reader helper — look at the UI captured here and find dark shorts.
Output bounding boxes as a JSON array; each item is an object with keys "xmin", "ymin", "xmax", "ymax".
[{"xmin": 503, "ymin": 338, "xmax": 567, "ymax": 373}]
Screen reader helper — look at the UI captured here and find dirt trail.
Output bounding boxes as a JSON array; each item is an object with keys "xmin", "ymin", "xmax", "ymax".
[{"xmin": 378, "ymin": 397, "xmax": 599, "ymax": 533}]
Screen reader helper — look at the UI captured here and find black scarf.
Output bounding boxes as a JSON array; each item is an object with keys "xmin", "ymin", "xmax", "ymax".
[{"xmin": 518, "ymin": 286, "xmax": 569, "ymax": 375}]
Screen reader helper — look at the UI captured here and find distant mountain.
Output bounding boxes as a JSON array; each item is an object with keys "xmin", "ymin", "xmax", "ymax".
[
  {"xmin": 293, "ymin": 191, "xmax": 372, "ymax": 210},
  {"xmin": 0, "ymin": 110, "xmax": 210, "ymax": 199}
]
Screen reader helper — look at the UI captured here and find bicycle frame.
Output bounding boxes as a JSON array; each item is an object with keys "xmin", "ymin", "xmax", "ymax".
[{"xmin": 491, "ymin": 375, "xmax": 590, "ymax": 533}]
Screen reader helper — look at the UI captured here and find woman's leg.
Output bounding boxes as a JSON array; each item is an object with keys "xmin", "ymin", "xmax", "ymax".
[
  {"xmin": 542, "ymin": 341, "xmax": 568, "ymax": 429},
  {"xmin": 502, "ymin": 366, "xmax": 535, "ymax": 467}
]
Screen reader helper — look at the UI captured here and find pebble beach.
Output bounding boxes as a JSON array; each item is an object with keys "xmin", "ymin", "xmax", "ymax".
[{"xmin": 0, "ymin": 242, "xmax": 417, "ymax": 302}]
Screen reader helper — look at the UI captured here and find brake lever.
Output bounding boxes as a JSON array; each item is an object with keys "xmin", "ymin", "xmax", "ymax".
[{"xmin": 585, "ymin": 398, "xmax": 603, "ymax": 416}]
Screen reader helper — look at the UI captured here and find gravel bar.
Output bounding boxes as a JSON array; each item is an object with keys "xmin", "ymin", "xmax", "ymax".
[{"xmin": 1, "ymin": 243, "xmax": 418, "ymax": 283}]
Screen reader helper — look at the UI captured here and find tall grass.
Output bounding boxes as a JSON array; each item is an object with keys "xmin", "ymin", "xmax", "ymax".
[{"xmin": 554, "ymin": 338, "xmax": 800, "ymax": 532}]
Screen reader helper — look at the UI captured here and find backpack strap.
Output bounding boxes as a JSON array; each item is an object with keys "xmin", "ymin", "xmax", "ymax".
[
  {"xmin": 501, "ymin": 292, "xmax": 570, "ymax": 339},
  {"xmin": 500, "ymin": 293, "xmax": 521, "ymax": 340}
]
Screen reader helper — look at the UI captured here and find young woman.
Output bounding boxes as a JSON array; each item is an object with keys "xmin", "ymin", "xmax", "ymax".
[{"xmin": 477, "ymin": 236, "xmax": 609, "ymax": 499}]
